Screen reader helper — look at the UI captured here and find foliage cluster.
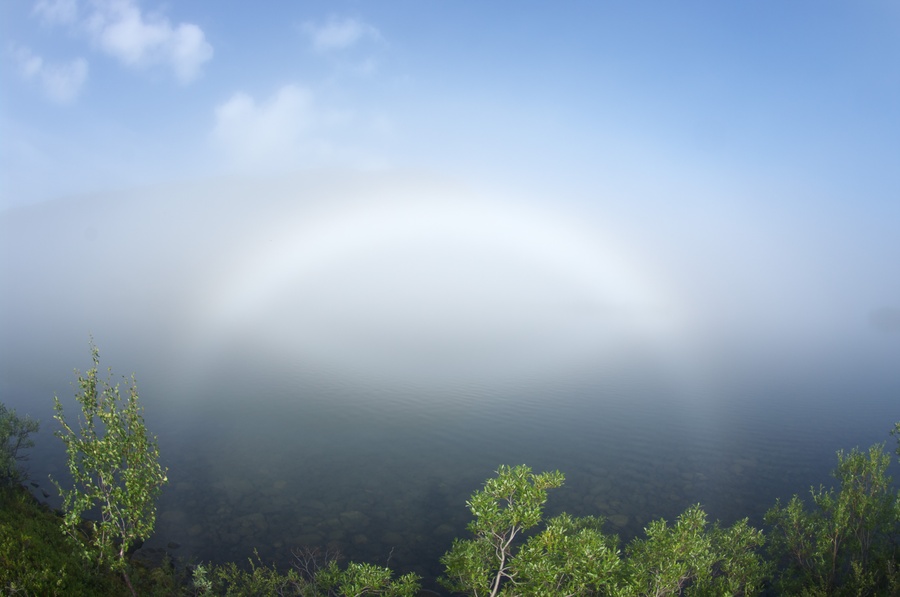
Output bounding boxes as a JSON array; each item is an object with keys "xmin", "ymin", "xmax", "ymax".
[
  {"xmin": 0, "ymin": 401, "xmax": 39, "ymax": 486},
  {"xmin": 191, "ymin": 549, "xmax": 420, "ymax": 597},
  {"xmin": 441, "ymin": 441, "xmax": 900, "ymax": 597},
  {"xmin": 51, "ymin": 342, "xmax": 169, "ymax": 595},
  {"xmin": 765, "ymin": 442, "xmax": 900, "ymax": 595},
  {"xmin": 440, "ymin": 465, "xmax": 768, "ymax": 596}
]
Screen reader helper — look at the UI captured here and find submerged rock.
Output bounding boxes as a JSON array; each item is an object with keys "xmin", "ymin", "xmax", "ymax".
[
  {"xmin": 295, "ymin": 532, "xmax": 325, "ymax": 546},
  {"xmin": 160, "ymin": 510, "xmax": 189, "ymax": 525},
  {"xmin": 432, "ymin": 523, "xmax": 456, "ymax": 538},
  {"xmin": 237, "ymin": 512, "xmax": 268, "ymax": 534},
  {"xmin": 608, "ymin": 514, "xmax": 629, "ymax": 529},
  {"xmin": 339, "ymin": 510, "xmax": 368, "ymax": 526}
]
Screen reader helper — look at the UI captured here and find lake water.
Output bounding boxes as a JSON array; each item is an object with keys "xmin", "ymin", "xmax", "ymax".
[{"xmin": 7, "ymin": 335, "xmax": 898, "ymax": 589}]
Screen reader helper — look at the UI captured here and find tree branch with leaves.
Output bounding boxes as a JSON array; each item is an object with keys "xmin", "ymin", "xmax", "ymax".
[
  {"xmin": 440, "ymin": 464, "xmax": 565, "ymax": 597},
  {"xmin": 51, "ymin": 341, "xmax": 168, "ymax": 597}
]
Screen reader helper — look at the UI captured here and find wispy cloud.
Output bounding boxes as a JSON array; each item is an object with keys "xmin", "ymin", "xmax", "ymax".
[
  {"xmin": 301, "ymin": 16, "xmax": 381, "ymax": 53},
  {"xmin": 85, "ymin": 0, "xmax": 213, "ymax": 83},
  {"xmin": 32, "ymin": 0, "xmax": 213, "ymax": 83},
  {"xmin": 32, "ymin": 0, "xmax": 78, "ymax": 25},
  {"xmin": 12, "ymin": 44, "xmax": 88, "ymax": 104},
  {"xmin": 212, "ymin": 84, "xmax": 321, "ymax": 170}
]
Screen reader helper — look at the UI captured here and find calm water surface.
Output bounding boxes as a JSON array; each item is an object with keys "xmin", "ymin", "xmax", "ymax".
[{"xmin": 12, "ymin": 339, "xmax": 896, "ymax": 589}]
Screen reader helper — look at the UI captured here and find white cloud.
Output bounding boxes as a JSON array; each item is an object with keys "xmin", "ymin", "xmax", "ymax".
[
  {"xmin": 13, "ymin": 45, "xmax": 88, "ymax": 104},
  {"xmin": 32, "ymin": 0, "xmax": 212, "ymax": 83},
  {"xmin": 301, "ymin": 16, "xmax": 381, "ymax": 52},
  {"xmin": 210, "ymin": 83, "xmax": 393, "ymax": 172},
  {"xmin": 33, "ymin": 0, "xmax": 79, "ymax": 25},
  {"xmin": 41, "ymin": 57, "xmax": 89, "ymax": 102},
  {"xmin": 212, "ymin": 85, "xmax": 319, "ymax": 169},
  {"xmin": 166, "ymin": 21, "xmax": 212, "ymax": 82},
  {"xmin": 14, "ymin": 46, "xmax": 44, "ymax": 77},
  {"xmin": 85, "ymin": 0, "xmax": 213, "ymax": 83}
]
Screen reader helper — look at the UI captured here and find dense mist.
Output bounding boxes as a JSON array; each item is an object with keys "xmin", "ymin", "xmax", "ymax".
[{"xmin": 3, "ymin": 172, "xmax": 898, "ymax": 399}]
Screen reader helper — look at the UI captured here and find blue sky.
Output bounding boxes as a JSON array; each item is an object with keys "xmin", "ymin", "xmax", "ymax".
[
  {"xmin": 4, "ymin": 1, "xmax": 899, "ymax": 208},
  {"xmin": 1, "ymin": 1, "xmax": 899, "ymax": 385}
]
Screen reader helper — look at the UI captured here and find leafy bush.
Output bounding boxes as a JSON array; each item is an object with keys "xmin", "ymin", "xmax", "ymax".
[
  {"xmin": 0, "ymin": 401, "xmax": 39, "ymax": 486},
  {"xmin": 315, "ymin": 561, "xmax": 420, "ymax": 596},
  {"xmin": 440, "ymin": 464, "xmax": 566, "ymax": 596},
  {"xmin": 192, "ymin": 548, "xmax": 421, "ymax": 596},
  {"xmin": 52, "ymin": 341, "xmax": 169, "ymax": 596},
  {"xmin": 765, "ymin": 443, "xmax": 900, "ymax": 595},
  {"xmin": 624, "ymin": 506, "xmax": 767, "ymax": 596},
  {"xmin": 510, "ymin": 513, "xmax": 622, "ymax": 596},
  {"xmin": 193, "ymin": 555, "xmax": 307, "ymax": 596},
  {"xmin": 441, "ymin": 464, "xmax": 768, "ymax": 596}
]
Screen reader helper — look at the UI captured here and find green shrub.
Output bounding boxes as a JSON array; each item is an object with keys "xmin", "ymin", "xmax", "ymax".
[
  {"xmin": 314, "ymin": 560, "xmax": 421, "ymax": 596},
  {"xmin": 193, "ymin": 549, "xmax": 420, "ymax": 596},
  {"xmin": 52, "ymin": 341, "xmax": 169, "ymax": 596},
  {"xmin": 765, "ymin": 443, "xmax": 900, "ymax": 595},
  {"xmin": 440, "ymin": 464, "xmax": 566, "ymax": 596},
  {"xmin": 441, "ymin": 464, "xmax": 768, "ymax": 596},
  {"xmin": 624, "ymin": 506, "xmax": 767, "ymax": 596},
  {"xmin": 195, "ymin": 555, "xmax": 307, "ymax": 596},
  {"xmin": 511, "ymin": 513, "xmax": 623, "ymax": 596},
  {"xmin": 0, "ymin": 401, "xmax": 39, "ymax": 486}
]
